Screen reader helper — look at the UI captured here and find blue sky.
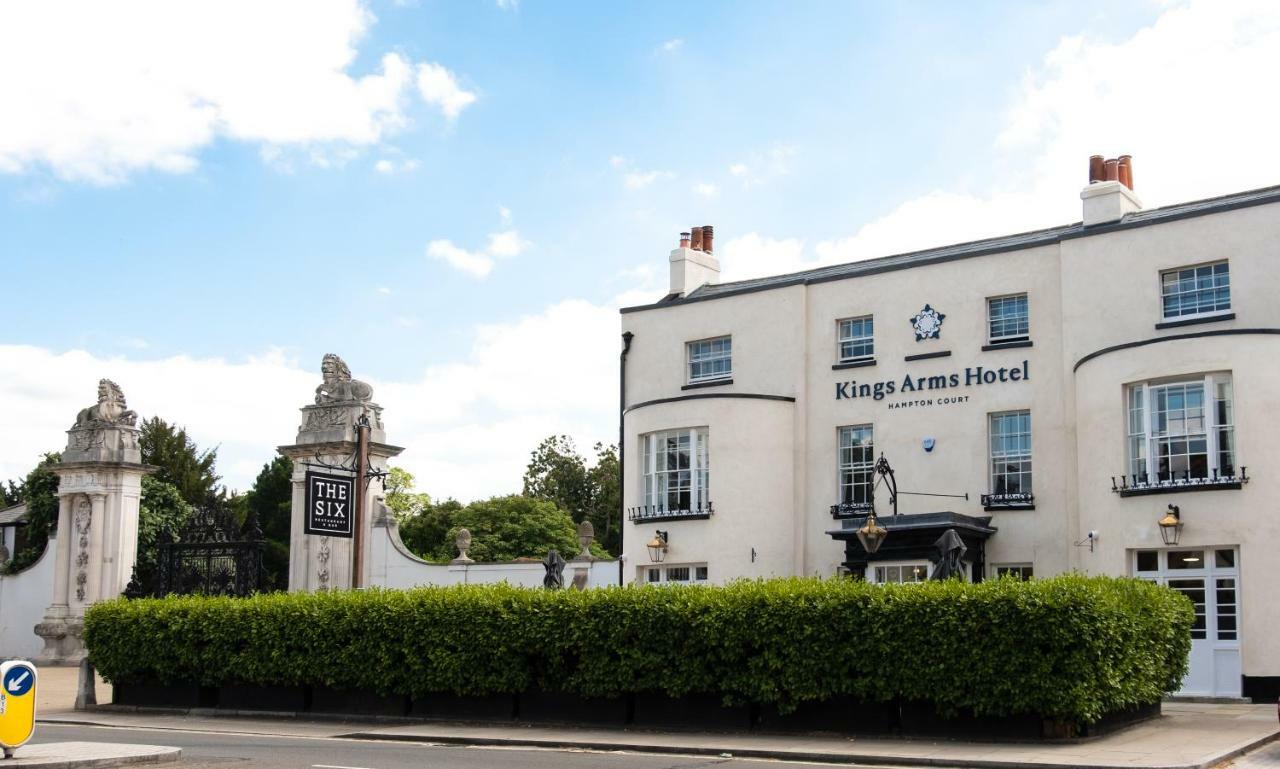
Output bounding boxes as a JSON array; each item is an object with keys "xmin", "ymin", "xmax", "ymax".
[{"xmin": 2, "ymin": 0, "xmax": 1277, "ymax": 497}]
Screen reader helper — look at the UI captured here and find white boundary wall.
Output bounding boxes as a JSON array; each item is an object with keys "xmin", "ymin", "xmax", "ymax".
[
  {"xmin": 0, "ymin": 544, "xmax": 53, "ymax": 658},
  {"xmin": 367, "ymin": 517, "xmax": 619, "ymax": 590}
]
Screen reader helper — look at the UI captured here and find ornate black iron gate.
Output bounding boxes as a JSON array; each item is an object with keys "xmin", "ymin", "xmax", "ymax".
[{"xmin": 151, "ymin": 507, "xmax": 265, "ymax": 597}]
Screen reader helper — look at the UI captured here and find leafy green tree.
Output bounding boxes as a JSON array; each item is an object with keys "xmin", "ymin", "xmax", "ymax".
[
  {"xmin": 134, "ymin": 475, "xmax": 193, "ymax": 590},
  {"xmin": 8, "ymin": 452, "xmax": 61, "ymax": 573},
  {"xmin": 2, "ymin": 479, "xmax": 21, "ymax": 507},
  {"xmin": 240, "ymin": 456, "xmax": 293, "ymax": 590},
  {"xmin": 385, "ymin": 467, "xmax": 431, "ymax": 519},
  {"xmin": 139, "ymin": 417, "xmax": 220, "ymax": 506},
  {"xmin": 442, "ymin": 495, "xmax": 580, "ymax": 563},
  {"xmin": 522, "ymin": 436, "xmax": 620, "ymax": 554},
  {"xmin": 399, "ymin": 498, "xmax": 464, "ymax": 562}
]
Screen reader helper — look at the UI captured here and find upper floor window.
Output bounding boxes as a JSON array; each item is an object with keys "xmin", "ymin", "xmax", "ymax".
[
  {"xmin": 987, "ymin": 294, "xmax": 1029, "ymax": 343},
  {"xmin": 989, "ymin": 411, "xmax": 1032, "ymax": 497},
  {"xmin": 837, "ymin": 425, "xmax": 874, "ymax": 510},
  {"xmin": 1127, "ymin": 373, "xmax": 1235, "ymax": 483},
  {"xmin": 1161, "ymin": 261, "xmax": 1230, "ymax": 319},
  {"xmin": 837, "ymin": 316, "xmax": 874, "ymax": 362},
  {"xmin": 687, "ymin": 336, "xmax": 732, "ymax": 383},
  {"xmin": 642, "ymin": 428, "xmax": 709, "ymax": 513}
]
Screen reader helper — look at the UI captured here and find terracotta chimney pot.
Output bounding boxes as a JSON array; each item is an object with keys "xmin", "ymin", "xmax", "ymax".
[
  {"xmin": 1089, "ymin": 155, "xmax": 1105, "ymax": 184},
  {"xmin": 679, "ymin": 231, "xmax": 691, "ymax": 248},
  {"xmin": 1104, "ymin": 158, "xmax": 1120, "ymax": 182},
  {"xmin": 690, "ymin": 227, "xmax": 704, "ymax": 251},
  {"xmin": 1118, "ymin": 155, "xmax": 1134, "ymax": 190},
  {"xmin": 702, "ymin": 225, "xmax": 714, "ymax": 253}
]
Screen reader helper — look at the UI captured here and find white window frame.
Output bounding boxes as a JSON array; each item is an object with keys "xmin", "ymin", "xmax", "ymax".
[
  {"xmin": 868, "ymin": 560, "xmax": 931, "ymax": 584},
  {"xmin": 641, "ymin": 563, "xmax": 709, "ymax": 585},
  {"xmin": 837, "ymin": 315, "xmax": 874, "ymax": 363},
  {"xmin": 987, "ymin": 293, "xmax": 1030, "ymax": 344},
  {"xmin": 993, "ymin": 563, "xmax": 1034, "ymax": 580},
  {"xmin": 1126, "ymin": 373, "xmax": 1235, "ymax": 483},
  {"xmin": 641, "ymin": 428, "xmax": 710, "ymax": 513},
  {"xmin": 686, "ymin": 336, "xmax": 732, "ymax": 383},
  {"xmin": 837, "ymin": 424, "xmax": 874, "ymax": 510},
  {"xmin": 989, "ymin": 410, "xmax": 1032, "ymax": 497},
  {"xmin": 1160, "ymin": 260, "xmax": 1230, "ymax": 321}
]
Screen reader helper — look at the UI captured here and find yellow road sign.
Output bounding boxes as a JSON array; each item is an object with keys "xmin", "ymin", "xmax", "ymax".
[{"xmin": 0, "ymin": 660, "xmax": 37, "ymax": 752}]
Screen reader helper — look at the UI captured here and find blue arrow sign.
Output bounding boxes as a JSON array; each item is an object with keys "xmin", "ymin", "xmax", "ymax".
[{"xmin": 3, "ymin": 665, "xmax": 34, "ymax": 697}]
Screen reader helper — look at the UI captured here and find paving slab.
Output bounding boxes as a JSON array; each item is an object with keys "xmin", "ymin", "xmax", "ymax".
[{"xmin": 3, "ymin": 741, "xmax": 179, "ymax": 768}]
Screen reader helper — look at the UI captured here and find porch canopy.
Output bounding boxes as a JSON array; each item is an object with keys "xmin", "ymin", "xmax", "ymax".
[{"xmin": 827, "ymin": 511, "xmax": 997, "ymax": 581}]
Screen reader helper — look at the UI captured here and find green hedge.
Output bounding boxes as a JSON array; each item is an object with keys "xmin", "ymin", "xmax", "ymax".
[{"xmin": 85, "ymin": 575, "xmax": 1191, "ymax": 723}]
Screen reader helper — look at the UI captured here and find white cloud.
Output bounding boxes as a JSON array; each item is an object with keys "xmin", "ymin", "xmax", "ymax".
[
  {"xmin": 416, "ymin": 62, "xmax": 477, "ymax": 121},
  {"xmin": 0, "ymin": 1, "xmax": 473, "ymax": 184},
  {"xmin": 624, "ymin": 170, "xmax": 674, "ymax": 189},
  {"xmin": 496, "ymin": 0, "xmax": 519, "ymax": 10},
  {"xmin": 377, "ymin": 286, "xmax": 392, "ymax": 295},
  {"xmin": 374, "ymin": 157, "xmax": 419, "ymax": 174},
  {"xmin": 499, "ymin": 205, "xmax": 512, "ymax": 225},
  {"xmin": 0, "ymin": 298, "xmax": 623, "ymax": 500},
  {"xmin": 660, "ymin": 38, "xmax": 683, "ymax": 53},
  {"xmin": 427, "ymin": 210, "xmax": 530, "ymax": 278},
  {"xmin": 486, "ymin": 230, "xmax": 529, "ymax": 258},
  {"xmin": 727, "ymin": 145, "xmax": 797, "ymax": 189},
  {"xmin": 609, "ymin": 155, "xmax": 628, "ymax": 168},
  {"xmin": 721, "ymin": 1, "xmax": 1280, "ymax": 281},
  {"xmin": 692, "ymin": 182, "xmax": 719, "ymax": 197}
]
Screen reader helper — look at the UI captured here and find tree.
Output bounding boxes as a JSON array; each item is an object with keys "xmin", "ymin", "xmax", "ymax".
[
  {"xmin": 522, "ymin": 436, "xmax": 621, "ymax": 554},
  {"xmin": 139, "ymin": 417, "xmax": 220, "ymax": 507},
  {"xmin": 2, "ymin": 479, "xmax": 20, "ymax": 507},
  {"xmin": 443, "ymin": 495, "xmax": 580, "ymax": 563},
  {"xmin": 240, "ymin": 456, "xmax": 293, "ymax": 590},
  {"xmin": 398, "ymin": 498, "xmax": 464, "ymax": 562},
  {"xmin": 8, "ymin": 452, "xmax": 61, "ymax": 573},
  {"xmin": 134, "ymin": 475, "xmax": 192, "ymax": 589},
  {"xmin": 385, "ymin": 467, "xmax": 431, "ymax": 520}
]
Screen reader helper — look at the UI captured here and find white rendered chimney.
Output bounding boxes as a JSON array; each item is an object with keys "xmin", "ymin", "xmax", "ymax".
[
  {"xmin": 1081, "ymin": 155, "xmax": 1141, "ymax": 226},
  {"xmin": 669, "ymin": 225, "xmax": 720, "ymax": 297}
]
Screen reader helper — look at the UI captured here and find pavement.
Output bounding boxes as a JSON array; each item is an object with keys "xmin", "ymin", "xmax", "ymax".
[
  {"xmin": 30, "ymin": 665, "xmax": 1280, "ymax": 769},
  {"xmin": 2, "ymin": 742, "xmax": 179, "ymax": 768}
]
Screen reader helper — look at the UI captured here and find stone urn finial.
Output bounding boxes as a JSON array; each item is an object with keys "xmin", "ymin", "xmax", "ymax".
[
  {"xmin": 452, "ymin": 528, "xmax": 474, "ymax": 564},
  {"xmin": 576, "ymin": 520, "xmax": 595, "ymax": 559}
]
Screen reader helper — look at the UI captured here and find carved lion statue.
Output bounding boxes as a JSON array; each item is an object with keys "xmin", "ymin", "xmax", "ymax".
[
  {"xmin": 314, "ymin": 354, "xmax": 374, "ymax": 404},
  {"xmin": 73, "ymin": 379, "xmax": 138, "ymax": 429}
]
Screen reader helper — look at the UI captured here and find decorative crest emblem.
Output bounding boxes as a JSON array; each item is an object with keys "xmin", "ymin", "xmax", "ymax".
[{"xmin": 910, "ymin": 304, "xmax": 945, "ymax": 341}]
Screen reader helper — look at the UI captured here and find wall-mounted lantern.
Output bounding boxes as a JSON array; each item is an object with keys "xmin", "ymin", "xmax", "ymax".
[
  {"xmin": 856, "ymin": 512, "xmax": 888, "ymax": 555},
  {"xmin": 1158, "ymin": 504, "xmax": 1183, "ymax": 546},
  {"xmin": 646, "ymin": 530, "xmax": 669, "ymax": 563}
]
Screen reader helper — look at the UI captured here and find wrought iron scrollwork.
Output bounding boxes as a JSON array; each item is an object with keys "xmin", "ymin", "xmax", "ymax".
[{"xmin": 151, "ymin": 505, "xmax": 266, "ymax": 598}]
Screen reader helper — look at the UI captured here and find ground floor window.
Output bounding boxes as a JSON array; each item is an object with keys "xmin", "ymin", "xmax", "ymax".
[
  {"xmin": 869, "ymin": 561, "xmax": 930, "ymax": 584},
  {"xmin": 642, "ymin": 428, "xmax": 709, "ymax": 513},
  {"xmin": 643, "ymin": 563, "xmax": 709, "ymax": 584},
  {"xmin": 993, "ymin": 564, "xmax": 1033, "ymax": 580}
]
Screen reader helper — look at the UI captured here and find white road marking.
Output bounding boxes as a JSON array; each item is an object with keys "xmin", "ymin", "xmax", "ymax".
[{"xmin": 313, "ymin": 764, "xmax": 379, "ymax": 769}]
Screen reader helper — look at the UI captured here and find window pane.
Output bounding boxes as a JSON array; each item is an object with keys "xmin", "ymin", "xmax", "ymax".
[
  {"xmin": 643, "ymin": 428, "xmax": 710, "ymax": 511},
  {"xmin": 1168, "ymin": 550, "xmax": 1205, "ymax": 569},
  {"xmin": 1135, "ymin": 551, "xmax": 1158, "ymax": 571},
  {"xmin": 837, "ymin": 425, "xmax": 874, "ymax": 506},
  {"xmin": 1214, "ymin": 549, "xmax": 1235, "ymax": 568},
  {"xmin": 837, "ymin": 316, "xmax": 874, "ymax": 361},
  {"xmin": 990, "ymin": 410, "xmax": 1032, "ymax": 496},
  {"xmin": 688, "ymin": 336, "xmax": 732, "ymax": 382},
  {"xmin": 1161, "ymin": 261, "xmax": 1230, "ymax": 318}
]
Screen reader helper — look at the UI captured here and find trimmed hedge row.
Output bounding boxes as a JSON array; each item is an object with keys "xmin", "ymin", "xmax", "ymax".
[{"xmin": 85, "ymin": 575, "xmax": 1191, "ymax": 724}]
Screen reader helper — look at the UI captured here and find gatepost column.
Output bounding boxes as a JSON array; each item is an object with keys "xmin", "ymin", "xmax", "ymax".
[
  {"xmin": 280, "ymin": 354, "xmax": 402, "ymax": 592},
  {"xmin": 35, "ymin": 379, "xmax": 151, "ymax": 665}
]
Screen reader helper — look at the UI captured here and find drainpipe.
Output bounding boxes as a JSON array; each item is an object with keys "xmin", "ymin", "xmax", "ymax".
[{"xmin": 618, "ymin": 331, "xmax": 634, "ymax": 586}]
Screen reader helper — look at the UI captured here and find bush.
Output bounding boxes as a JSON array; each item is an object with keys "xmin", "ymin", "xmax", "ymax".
[{"xmin": 85, "ymin": 575, "xmax": 1191, "ymax": 724}]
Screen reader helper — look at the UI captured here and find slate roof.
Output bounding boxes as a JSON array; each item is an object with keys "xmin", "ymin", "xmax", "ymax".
[
  {"xmin": 621, "ymin": 183, "xmax": 1280, "ymax": 313},
  {"xmin": 0, "ymin": 503, "xmax": 28, "ymax": 527}
]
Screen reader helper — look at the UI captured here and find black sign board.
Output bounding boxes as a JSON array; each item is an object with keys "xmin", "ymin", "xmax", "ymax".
[{"xmin": 305, "ymin": 470, "xmax": 355, "ymax": 538}]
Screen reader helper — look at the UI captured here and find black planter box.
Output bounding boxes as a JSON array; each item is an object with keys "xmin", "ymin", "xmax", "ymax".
[
  {"xmin": 631, "ymin": 693, "xmax": 753, "ymax": 731},
  {"xmin": 410, "ymin": 692, "xmax": 517, "ymax": 722},
  {"xmin": 218, "ymin": 683, "xmax": 308, "ymax": 713},
  {"xmin": 114, "ymin": 681, "xmax": 216, "ymax": 709},
  {"xmin": 310, "ymin": 685, "xmax": 409, "ymax": 717},
  {"xmin": 518, "ymin": 690, "xmax": 628, "ymax": 726},
  {"xmin": 899, "ymin": 701, "xmax": 1046, "ymax": 740},
  {"xmin": 757, "ymin": 697, "xmax": 896, "ymax": 734}
]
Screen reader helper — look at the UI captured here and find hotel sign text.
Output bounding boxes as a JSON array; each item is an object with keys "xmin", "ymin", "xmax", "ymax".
[{"xmin": 836, "ymin": 360, "xmax": 1029, "ymax": 408}]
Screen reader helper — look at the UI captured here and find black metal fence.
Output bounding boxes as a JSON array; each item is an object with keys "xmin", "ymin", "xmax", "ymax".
[{"xmin": 127, "ymin": 505, "xmax": 265, "ymax": 598}]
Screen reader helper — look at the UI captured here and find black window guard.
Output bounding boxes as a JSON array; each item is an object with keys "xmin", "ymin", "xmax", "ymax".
[
  {"xmin": 829, "ymin": 501, "xmax": 873, "ymax": 519},
  {"xmin": 981, "ymin": 492, "xmax": 1035, "ymax": 510},
  {"xmin": 628, "ymin": 503, "xmax": 714, "ymax": 522},
  {"xmin": 1111, "ymin": 467, "xmax": 1248, "ymax": 497}
]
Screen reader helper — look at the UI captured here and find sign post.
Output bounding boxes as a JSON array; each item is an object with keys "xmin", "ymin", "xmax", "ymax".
[{"xmin": 0, "ymin": 660, "xmax": 37, "ymax": 758}]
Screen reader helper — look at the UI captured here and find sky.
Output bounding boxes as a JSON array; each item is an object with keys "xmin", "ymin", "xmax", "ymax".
[{"xmin": 2, "ymin": 0, "xmax": 1279, "ymax": 499}]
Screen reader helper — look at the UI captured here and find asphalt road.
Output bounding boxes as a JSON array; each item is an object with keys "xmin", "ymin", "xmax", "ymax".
[{"xmin": 30, "ymin": 722, "xmax": 882, "ymax": 769}]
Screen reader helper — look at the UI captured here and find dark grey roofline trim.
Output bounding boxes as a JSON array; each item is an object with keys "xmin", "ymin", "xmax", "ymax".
[
  {"xmin": 1072, "ymin": 328, "xmax": 1280, "ymax": 372},
  {"xmin": 620, "ymin": 184, "xmax": 1280, "ymax": 315},
  {"xmin": 624, "ymin": 392, "xmax": 796, "ymax": 415}
]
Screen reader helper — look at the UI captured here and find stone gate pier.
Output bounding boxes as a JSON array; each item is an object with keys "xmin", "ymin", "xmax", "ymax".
[
  {"xmin": 36, "ymin": 380, "xmax": 151, "ymax": 664},
  {"xmin": 280, "ymin": 354, "xmax": 402, "ymax": 591}
]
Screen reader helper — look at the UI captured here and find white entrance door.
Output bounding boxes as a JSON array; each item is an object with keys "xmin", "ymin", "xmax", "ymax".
[{"xmin": 1133, "ymin": 548, "xmax": 1241, "ymax": 698}]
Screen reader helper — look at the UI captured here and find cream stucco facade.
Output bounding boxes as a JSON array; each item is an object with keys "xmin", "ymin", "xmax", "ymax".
[{"xmin": 620, "ymin": 182, "xmax": 1280, "ymax": 701}]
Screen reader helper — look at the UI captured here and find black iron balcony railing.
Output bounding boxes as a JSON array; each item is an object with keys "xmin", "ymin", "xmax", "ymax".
[
  {"xmin": 1111, "ymin": 467, "xmax": 1248, "ymax": 497},
  {"xmin": 980, "ymin": 492, "xmax": 1035, "ymax": 510},
  {"xmin": 829, "ymin": 500, "xmax": 873, "ymax": 519},
  {"xmin": 627, "ymin": 502, "xmax": 714, "ymax": 522}
]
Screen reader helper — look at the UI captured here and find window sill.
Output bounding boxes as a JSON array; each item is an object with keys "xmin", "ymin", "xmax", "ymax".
[
  {"xmin": 1118, "ymin": 481, "xmax": 1242, "ymax": 498},
  {"xmin": 983, "ymin": 504, "xmax": 1036, "ymax": 512},
  {"xmin": 904, "ymin": 350, "xmax": 951, "ymax": 362},
  {"xmin": 682, "ymin": 378, "xmax": 733, "ymax": 390},
  {"xmin": 982, "ymin": 339, "xmax": 1033, "ymax": 351},
  {"xmin": 832, "ymin": 359, "xmax": 876, "ymax": 370},
  {"xmin": 1155, "ymin": 312, "xmax": 1235, "ymax": 330}
]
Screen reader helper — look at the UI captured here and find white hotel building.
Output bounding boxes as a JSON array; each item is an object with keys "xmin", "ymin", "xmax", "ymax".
[{"xmin": 618, "ymin": 159, "xmax": 1280, "ymax": 701}]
